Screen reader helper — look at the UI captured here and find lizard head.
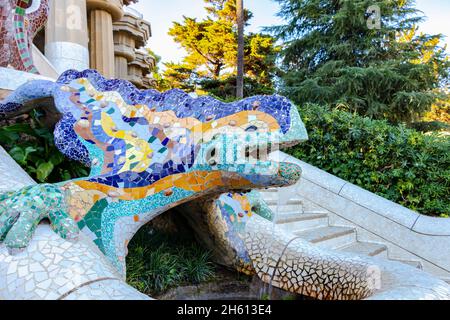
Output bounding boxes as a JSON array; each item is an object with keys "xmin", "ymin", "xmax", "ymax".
[{"xmin": 185, "ymin": 93, "xmax": 308, "ymax": 191}]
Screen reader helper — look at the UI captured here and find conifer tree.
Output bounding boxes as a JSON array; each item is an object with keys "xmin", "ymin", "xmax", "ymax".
[
  {"xmin": 164, "ymin": 0, "xmax": 279, "ymax": 98},
  {"xmin": 268, "ymin": 0, "xmax": 449, "ymax": 123}
]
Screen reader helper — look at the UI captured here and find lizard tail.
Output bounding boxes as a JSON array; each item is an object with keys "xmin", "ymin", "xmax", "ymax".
[{"xmin": 0, "ymin": 80, "xmax": 55, "ymax": 119}]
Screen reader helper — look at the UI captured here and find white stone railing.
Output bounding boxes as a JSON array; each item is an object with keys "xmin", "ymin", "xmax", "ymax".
[
  {"xmin": 270, "ymin": 151, "xmax": 450, "ymax": 280},
  {"xmin": 31, "ymin": 45, "xmax": 59, "ymax": 79}
]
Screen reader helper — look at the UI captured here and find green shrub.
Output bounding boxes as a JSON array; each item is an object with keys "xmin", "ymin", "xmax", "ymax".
[
  {"xmin": 287, "ymin": 104, "xmax": 450, "ymax": 217},
  {"xmin": 0, "ymin": 113, "xmax": 88, "ymax": 183},
  {"xmin": 126, "ymin": 225, "xmax": 216, "ymax": 296}
]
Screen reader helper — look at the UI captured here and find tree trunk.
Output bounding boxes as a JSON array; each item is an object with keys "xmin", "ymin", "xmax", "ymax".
[{"xmin": 236, "ymin": 0, "xmax": 244, "ymax": 99}]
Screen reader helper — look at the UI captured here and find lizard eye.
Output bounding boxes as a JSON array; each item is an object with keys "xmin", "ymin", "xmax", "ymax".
[{"xmin": 25, "ymin": 0, "xmax": 41, "ymax": 14}]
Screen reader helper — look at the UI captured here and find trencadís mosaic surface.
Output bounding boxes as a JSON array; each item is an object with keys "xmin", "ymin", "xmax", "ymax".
[
  {"xmin": 0, "ymin": 69, "xmax": 307, "ymax": 274},
  {"xmin": 0, "ymin": 0, "xmax": 49, "ymax": 73}
]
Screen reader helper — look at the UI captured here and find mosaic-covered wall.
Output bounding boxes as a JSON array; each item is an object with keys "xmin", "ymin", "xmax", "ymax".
[{"xmin": 0, "ymin": 0, "xmax": 49, "ymax": 73}]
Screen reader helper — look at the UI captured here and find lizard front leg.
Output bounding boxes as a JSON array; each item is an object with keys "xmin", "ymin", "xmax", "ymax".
[{"xmin": 0, "ymin": 184, "xmax": 79, "ymax": 251}]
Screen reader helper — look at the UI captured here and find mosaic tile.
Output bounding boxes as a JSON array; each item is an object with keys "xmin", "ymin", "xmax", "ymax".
[{"xmin": 0, "ymin": 0, "xmax": 49, "ymax": 73}]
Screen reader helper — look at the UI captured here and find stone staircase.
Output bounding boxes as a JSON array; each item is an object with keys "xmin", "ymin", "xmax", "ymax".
[{"xmin": 260, "ymin": 187, "xmax": 424, "ymax": 270}]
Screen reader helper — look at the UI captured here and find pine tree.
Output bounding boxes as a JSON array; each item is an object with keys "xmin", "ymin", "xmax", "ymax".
[
  {"xmin": 268, "ymin": 0, "xmax": 450, "ymax": 123},
  {"xmin": 165, "ymin": 0, "xmax": 279, "ymax": 98}
]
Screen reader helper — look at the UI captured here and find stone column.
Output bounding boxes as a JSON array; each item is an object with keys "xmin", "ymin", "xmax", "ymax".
[
  {"xmin": 87, "ymin": 0, "xmax": 124, "ymax": 78},
  {"xmin": 113, "ymin": 30, "xmax": 136, "ymax": 80},
  {"xmin": 128, "ymin": 50, "xmax": 155, "ymax": 88},
  {"xmin": 113, "ymin": 8, "xmax": 153, "ymax": 87},
  {"xmin": 45, "ymin": 0, "xmax": 90, "ymax": 74}
]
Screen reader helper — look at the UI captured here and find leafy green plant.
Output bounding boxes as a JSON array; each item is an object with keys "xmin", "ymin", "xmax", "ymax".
[
  {"xmin": 0, "ymin": 115, "xmax": 89, "ymax": 183},
  {"xmin": 287, "ymin": 104, "xmax": 450, "ymax": 217},
  {"xmin": 126, "ymin": 225, "xmax": 216, "ymax": 296}
]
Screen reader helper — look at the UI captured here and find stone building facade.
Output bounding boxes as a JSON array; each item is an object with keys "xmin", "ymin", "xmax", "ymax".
[{"xmin": 37, "ymin": 0, "xmax": 154, "ymax": 88}]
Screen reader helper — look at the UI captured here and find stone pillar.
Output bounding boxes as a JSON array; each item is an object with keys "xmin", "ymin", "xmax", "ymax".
[
  {"xmin": 113, "ymin": 7, "xmax": 153, "ymax": 88},
  {"xmin": 45, "ymin": 0, "xmax": 90, "ymax": 74},
  {"xmin": 127, "ymin": 50, "xmax": 155, "ymax": 88},
  {"xmin": 87, "ymin": 0, "xmax": 124, "ymax": 78},
  {"xmin": 113, "ymin": 30, "xmax": 136, "ymax": 79}
]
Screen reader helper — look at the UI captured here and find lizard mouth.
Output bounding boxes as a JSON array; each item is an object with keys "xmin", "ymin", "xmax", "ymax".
[
  {"xmin": 223, "ymin": 139, "xmax": 303, "ymax": 188},
  {"xmin": 205, "ymin": 136, "xmax": 299, "ymax": 168},
  {"xmin": 243, "ymin": 138, "xmax": 302, "ymax": 163}
]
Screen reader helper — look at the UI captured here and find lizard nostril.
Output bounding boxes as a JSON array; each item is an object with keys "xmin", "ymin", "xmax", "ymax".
[
  {"xmin": 206, "ymin": 147, "xmax": 217, "ymax": 166},
  {"xmin": 245, "ymin": 146, "xmax": 250, "ymax": 158}
]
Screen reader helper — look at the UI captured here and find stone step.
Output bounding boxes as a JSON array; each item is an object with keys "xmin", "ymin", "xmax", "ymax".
[
  {"xmin": 269, "ymin": 204, "xmax": 303, "ymax": 213},
  {"xmin": 391, "ymin": 259, "xmax": 424, "ymax": 270},
  {"xmin": 268, "ymin": 195, "xmax": 327, "ymax": 213},
  {"xmin": 276, "ymin": 210, "xmax": 328, "ymax": 218},
  {"xmin": 260, "ymin": 192, "xmax": 291, "ymax": 201},
  {"xmin": 340, "ymin": 242, "xmax": 388, "ymax": 258},
  {"xmin": 275, "ymin": 212, "xmax": 328, "ymax": 224},
  {"xmin": 264, "ymin": 198, "xmax": 303, "ymax": 206},
  {"xmin": 261, "ymin": 188, "xmax": 279, "ymax": 193},
  {"xmin": 275, "ymin": 213, "xmax": 329, "ymax": 233},
  {"xmin": 294, "ymin": 226, "xmax": 356, "ymax": 250}
]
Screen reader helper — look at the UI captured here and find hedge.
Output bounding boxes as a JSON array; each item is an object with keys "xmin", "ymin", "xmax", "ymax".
[{"xmin": 287, "ymin": 104, "xmax": 450, "ymax": 217}]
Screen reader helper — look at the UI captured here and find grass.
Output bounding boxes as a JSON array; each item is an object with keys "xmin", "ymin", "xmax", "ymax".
[{"xmin": 126, "ymin": 225, "xmax": 217, "ymax": 296}]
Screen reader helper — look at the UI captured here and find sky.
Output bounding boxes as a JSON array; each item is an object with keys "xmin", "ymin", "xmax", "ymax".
[{"xmin": 129, "ymin": 0, "xmax": 450, "ymax": 66}]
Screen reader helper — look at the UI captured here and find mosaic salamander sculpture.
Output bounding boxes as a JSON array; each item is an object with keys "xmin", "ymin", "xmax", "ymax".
[
  {"xmin": 0, "ymin": 0, "xmax": 49, "ymax": 73},
  {"xmin": 0, "ymin": 69, "xmax": 307, "ymax": 273}
]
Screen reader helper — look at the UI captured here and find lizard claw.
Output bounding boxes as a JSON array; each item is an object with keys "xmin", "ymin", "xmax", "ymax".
[{"xmin": 0, "ymin": 184, "xmax": 80, "ymax": 250}]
